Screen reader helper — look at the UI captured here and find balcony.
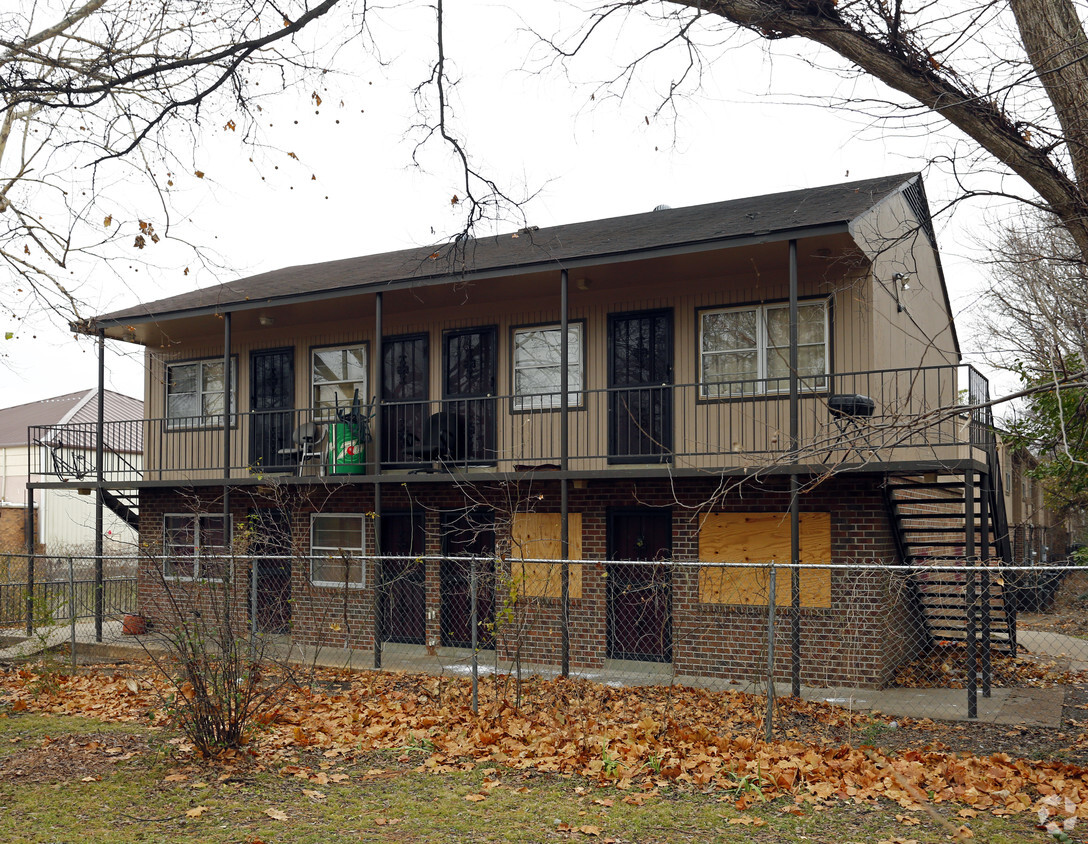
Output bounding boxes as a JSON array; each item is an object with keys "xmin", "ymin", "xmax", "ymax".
[{"xmin": 29, "ymin": 365, "xmax": 992, "ymax": 485}]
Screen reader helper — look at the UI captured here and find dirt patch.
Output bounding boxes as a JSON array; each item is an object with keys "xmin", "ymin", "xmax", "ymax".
[{"xmin": 0, "ymin": 732, "xmax": 148, "ymax": 783}]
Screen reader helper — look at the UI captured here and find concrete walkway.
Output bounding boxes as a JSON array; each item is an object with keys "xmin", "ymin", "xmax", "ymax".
[{"xmin": 1, "ymin": 621, "xmax": 1079, "ymax": 727}]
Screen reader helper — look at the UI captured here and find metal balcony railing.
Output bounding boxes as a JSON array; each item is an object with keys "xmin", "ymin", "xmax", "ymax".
[{"xmin": 29, "ymin": 365, "xmax": 989, "ymax": 483}]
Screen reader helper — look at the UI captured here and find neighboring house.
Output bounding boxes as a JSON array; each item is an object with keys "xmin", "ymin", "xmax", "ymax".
[
  {"xmin": 997, "ymin": 440, "xmax": 1070, "ymax": 563},
  {"xmin": 2, "ymin": 390, "xmax": 142, "ymax": 554},
  {"xmin": 37, "ymin": 174, "xmax": 1013, "ymax": 687}
]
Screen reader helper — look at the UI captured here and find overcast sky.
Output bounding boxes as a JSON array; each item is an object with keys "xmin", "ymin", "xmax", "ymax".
[{"xmin": 0, "ymin": 1, "xmax": 1024, "ymax": 407}]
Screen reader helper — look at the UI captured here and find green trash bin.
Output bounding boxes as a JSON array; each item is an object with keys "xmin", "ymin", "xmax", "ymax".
[{"xmin": 329, "ymin": 422, "xmax": 367, "ymax": 474}]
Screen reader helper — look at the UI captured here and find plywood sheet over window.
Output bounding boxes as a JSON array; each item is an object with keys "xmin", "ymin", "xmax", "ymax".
[
  {"xmin": 510, "ymin": 513, "xmax": 582, "ymax": 599},
  {"xmin": 698, "ymin": 512, "xmax": 831, "ymax": 607}
]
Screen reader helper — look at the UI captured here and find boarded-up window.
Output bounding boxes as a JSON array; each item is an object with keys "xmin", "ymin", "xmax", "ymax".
[
  {"xmin": 697, "ymin": 512, "xmax": 831, "ymax": 607},
  {"xmin": 510, "ymin": 513, "xmax": 582, "ymax": 599}
]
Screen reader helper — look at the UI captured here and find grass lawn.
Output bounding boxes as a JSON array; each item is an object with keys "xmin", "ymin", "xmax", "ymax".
[{"xmin": 0, "ymin": 713, "xmax": 1043, "ymax": 844}]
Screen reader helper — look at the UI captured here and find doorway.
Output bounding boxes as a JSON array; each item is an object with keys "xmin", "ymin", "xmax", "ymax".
[
  {"xmin": 249, "ymin": 507, "xmax": 293, "ymax": 635},
  {"xmin": 380, "ymin": 512, "xmax": 426, "ymax": 645},
  {"xmin": 443, "ymin": 326, "xmax": 497, "ymax": 464},
  {"xmin": 607, "ymin": 310, "xmax": 673, "ymax": 462},
  {"xmin": 250, "ymin": 347, "xmax": 295, "ymax": 471},
  {"xmin": 607, "ymin": 509, "xmax": 672, "ymax": 661},
  {"xmin": 440, "ymin": 510, "xmax": 495, "ymax": 649}
]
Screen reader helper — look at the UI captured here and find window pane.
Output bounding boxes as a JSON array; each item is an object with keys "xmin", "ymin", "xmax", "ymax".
[
  {"xmin": 313, "ymin": 516, "xmax": 363, "ymax": 551},
  {"xmin": 202, "ymin": 362, "xmax": 224, "ymax": 393},
  {"xmin": 199, "ymin": 516, "xmax": 228, "ymax": 551},
  {"xmin": 167, "ymin": 392, "xmax": 198, "ymax": 419},
  {"xmin": 313, "ymin": 347, "xmax": 366, "ymax": 385},
  {"xmin": 766, "ymin": 304, "xmax": 825, "ymax": 347},
  {"xmin": 203, "ymin": 392, "xmax": 224, "ymax": 417},
  {"xmin": 703, "ymin": 350, "xmax": 757, "ymax": 383},
  {"xmin": 702, "ymin": 310, "xmax": 757, "ymax": 353},
  {"xmin": 167, "ymin": 364, "xmax": 198, "ymax": 395}
]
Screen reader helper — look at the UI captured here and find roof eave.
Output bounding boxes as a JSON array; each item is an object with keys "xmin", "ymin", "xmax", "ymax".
[{"xmin": 83, "ymin": 220, "xmax": 854, "ymax": 335}]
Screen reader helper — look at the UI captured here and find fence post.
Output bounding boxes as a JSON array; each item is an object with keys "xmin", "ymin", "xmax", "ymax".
[
  {"xmin": 69, "ymin": 557, "xmax": 77, "ymax": 671},
  {"xmin": 25, "ymin": 487, "xmax": 35, "ymax": 636},
  {"xmin": 766, "ymin": 561, "xmax": 776, "ymax": 742},
  {"xmin": 965, "ymin": 470, "xmax": 978, "ymax": 719},
  {"xmin": 470, "ymin": 556, "xmax": 479, "ymax": 715},
  {"xmin": 250, "ymin": 555, "xmax": 258, "ymax": 658}
]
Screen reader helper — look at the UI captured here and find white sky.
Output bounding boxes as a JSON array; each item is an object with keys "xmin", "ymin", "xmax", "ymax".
[{"xmin": 0, "ymin": 0, "xmax": 1026, "ymax": 407}]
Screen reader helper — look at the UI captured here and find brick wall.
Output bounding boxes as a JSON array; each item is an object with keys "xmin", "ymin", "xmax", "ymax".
[{"xmin": 137, "ymin": 473, "xmax": 915, "ymax": 687}]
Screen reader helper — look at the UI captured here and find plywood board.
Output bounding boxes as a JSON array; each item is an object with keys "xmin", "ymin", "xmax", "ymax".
[
  {"xmin": 510, "ymin": 512, "xmax": 582, "ymax": 599},
  {"xmin": 697, "ymin": 512, "xmax": 831, "ymax": 607}
]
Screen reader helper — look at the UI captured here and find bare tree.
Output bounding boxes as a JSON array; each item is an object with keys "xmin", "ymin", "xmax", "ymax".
[{"xmin": 1, "ymin": 0, "xmax": 347, "ymax": 324}]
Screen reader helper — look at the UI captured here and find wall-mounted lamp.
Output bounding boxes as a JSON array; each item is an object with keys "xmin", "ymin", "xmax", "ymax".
[
  {"xmin": 575, "ymin": 277, "xmax": 591, "ymax": 291},
  {"xmin": 258, "ymin": 315, "xmax": 275, "ymax": 327},
  {"xmin": 892, "ymin": 272, "xmax": 912, "ymax": 313}
]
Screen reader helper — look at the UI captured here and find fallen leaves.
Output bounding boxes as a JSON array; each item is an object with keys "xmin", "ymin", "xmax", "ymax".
[
  {"xmin": 264, "ymin": 808, "xmax": 288, "ymax": 821},
  {"xmin": 185, "ymin": 806, "xmax": 209, "ymax": 818},
  {"xmin": 3, "ymin": 664, "xmax": 1087, "ymax": 823}
]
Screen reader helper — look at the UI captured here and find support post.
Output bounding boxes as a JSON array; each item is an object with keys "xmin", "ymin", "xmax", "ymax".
[
  {"xmin": 95, "ymin": 329, "xmax": 105, "ymax": 642},
  {"xmin": 374, "ymin": 292, "xmax": 384, "ymax": 670},
  {"xmin": 471, "ymin": 555, "xmax": 479, "ymax": 714},
  {"xmin": 69, "ymin": 555, "xmax": 77, "ymax": 671},
  {"xmin": 25, "ymin": 487, "xmax": 34, "ymax": 636},
  {"xmin": 965, "ymin": 470, "xmax": 977, "ymax": 719},
  {"xmin": 788, "ymin": 239, "xmax": 801, "ymax": 698},
  {"xmin": 980, "ymin": 469, "xmax": 992, "ymax": 697},
  {"xmin": 560, "ymin": 269, "xmax": 570, "ymax": 678},
  {"xmin": 766, "ymin": 562, "xmax": 777, "ymax": 742},
  {"xmin": 222, "ymin": 313, "xmax": 233, "ymax": 631}
]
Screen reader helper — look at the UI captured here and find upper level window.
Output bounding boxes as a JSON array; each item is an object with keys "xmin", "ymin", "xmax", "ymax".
[
  {"xmin": 310, "ymin": 514, "xmax": 366, "ymax": 587},
  {"xmin": 164, "ymin": 514, "xmax": 230, "ymax": 580},
  {"xmin": 700, "ymin": 301, "xmax": 828, "ymax": 397},
  {"xmin": 166, "ymin": 359, "xmax": 236, "ymax": 428},
  {"xmin": 312, "ymin": 344, "xmax": 367, "ymax": 417},
  {"xmin": 512, "ymin": 323, "xmax": 584, "ymax": 410}
]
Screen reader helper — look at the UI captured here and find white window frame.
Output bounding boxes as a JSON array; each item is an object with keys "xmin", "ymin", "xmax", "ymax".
[
  {"xmin": 700, "ymin": 301, "xmax": 829, "ymax": 398},
  {"xmin": 309, "ymin": 513, "xmax": 367, "ymax": 588},
  {"xmin": 512, "ymin": 322, "xmax": 584, "ymax": 411},
  {"xmin": 311, "ymin": 343, "xmax": 368, "ymax": 420},
  {"xmin": 163, "ymin": 513, "xmax": 231, "ymax": 581},
  {"xmin": 165, "ymin": 358, "xmax": 237, "ymax": 429}
]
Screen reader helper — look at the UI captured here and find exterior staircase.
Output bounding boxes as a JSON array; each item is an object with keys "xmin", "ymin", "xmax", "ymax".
[
  {"xmin": 102, "ymin": 488, "xmax": 139, "ymax": 530},
  {"xmin": 884, "ymin": 445, "xmax": 1015, "ymax": 654}
]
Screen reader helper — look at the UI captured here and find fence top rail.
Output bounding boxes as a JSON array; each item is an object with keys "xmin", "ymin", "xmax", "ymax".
[{"xmin": 1, "ymin": 552, "xmax": 1079, "ymax": 573}]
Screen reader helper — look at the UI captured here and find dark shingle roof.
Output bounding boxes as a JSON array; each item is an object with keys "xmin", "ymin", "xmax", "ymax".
[{"xmin": 91, "ymin": 173, "xmax": 917, "ymax": 326}]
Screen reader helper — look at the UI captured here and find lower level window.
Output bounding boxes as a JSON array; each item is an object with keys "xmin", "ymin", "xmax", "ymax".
[
  {"xmin": 164, "ymin": 514, "xmax": 229, "ymax": 580},
  {"xmin": 310, "ymin": 514, "xmax": 366, "ymax": 587}
]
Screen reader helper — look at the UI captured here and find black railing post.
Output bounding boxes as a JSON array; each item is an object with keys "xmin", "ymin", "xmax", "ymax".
[
  {"xmin": 374, "ymin": 291, "xmax": 384, "ymax": 670},
  {"xmin": 965, "ymin": 469, "xmax": 977, "ymax": 719},
  {"xmin": 980, "ymin": 468, "xmax": 992, "ymax": 697},
  {"xmin": 95, "ymin": 329, "xmax": 105, "ymax": 642},
  {"xmin": 788, "ymin": 239, "xmax": 801, "ymax": 698},
  {"xmin": 560, "ymin": 269, "xmax": 570, "ymax": 678},
  {"xmin": 25, "ymin": 487, "xmax": 35, "ymax": 636}
]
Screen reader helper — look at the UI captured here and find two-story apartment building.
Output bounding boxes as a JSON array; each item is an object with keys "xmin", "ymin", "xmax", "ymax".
[{"xmin": 30, "ymin": 173, "xmax": 1011, "ymax": 687}]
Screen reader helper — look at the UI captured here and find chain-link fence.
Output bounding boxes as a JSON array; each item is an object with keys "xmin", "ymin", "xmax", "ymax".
[{"xmin": 2, "ymin": 551, "xmax": 1085, "ymax": 733}]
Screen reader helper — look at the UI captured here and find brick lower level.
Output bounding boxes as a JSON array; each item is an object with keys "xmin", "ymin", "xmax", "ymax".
[{"xmin": 135, "ymin": 473, "xmax": 924, "ymax": 688}]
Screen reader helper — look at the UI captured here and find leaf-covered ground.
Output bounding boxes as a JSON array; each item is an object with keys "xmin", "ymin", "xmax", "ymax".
[{"xmin": 1, "ymin": 660, "xmax": 1087, "ymax": 841}]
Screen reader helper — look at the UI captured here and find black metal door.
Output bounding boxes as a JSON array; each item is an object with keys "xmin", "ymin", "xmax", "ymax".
[
  {"xmin": 608, "ymin": 310, "xmax": 673, "ymax": 462},
  {"xmin": 440, "ymin": 510, "xmax": 495, "ymax": 649},
  {"xmin": 380, "ymin": 512, "xmax": 426, "ymax": 644},
  {"xmin": 382, "ymin": 334, "xmax": 429, "ymax": 467},
  {"xmin": 249, "ymin": 508, "xmax": 292, "ymax": 635},
  {"xmin": 443, "ymin": 326, "xmax": 497, "ymax": 464},
  {"xmin": 607, "ymin": 510, "xmax": 672, "ymax": 662},
  {"xmin": 250, "ymin": 348, "xmax": 295, "ymax": 471}
]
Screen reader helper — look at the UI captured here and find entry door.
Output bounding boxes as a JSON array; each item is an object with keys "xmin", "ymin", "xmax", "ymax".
[
  {"xmin": 382, "ymin": 334, "xmax": 429, "ymax": 467},
  {"xmin": 250, "ymin": 348, "xmax": 295, "ymax": 471},
  {"xmin": 249, "ymin": 508, "xmax": 292, "ymax": 635},
  {"xmin": 380, "ymin": 512, "xmax": 426, "ymax": 644},
  {"xmin": 440, "ymin": 510, "xmax": 495, "ymax": 649},
  {"xmin": 444, "ymin": 327, "xmax": 497, "ymax": 464},
  {"xmin": 608, "ymin": 310, "xmax": 673, "ymax": 462},
  {"xmin": 607, "ymin": 510, "xmax": 672, "ymax": 662}
]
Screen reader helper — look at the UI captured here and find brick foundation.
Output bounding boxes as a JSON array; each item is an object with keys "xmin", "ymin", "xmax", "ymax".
[{"xmin": 136, "ymin": 473, "xmax": 921, "ymax": 688}]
